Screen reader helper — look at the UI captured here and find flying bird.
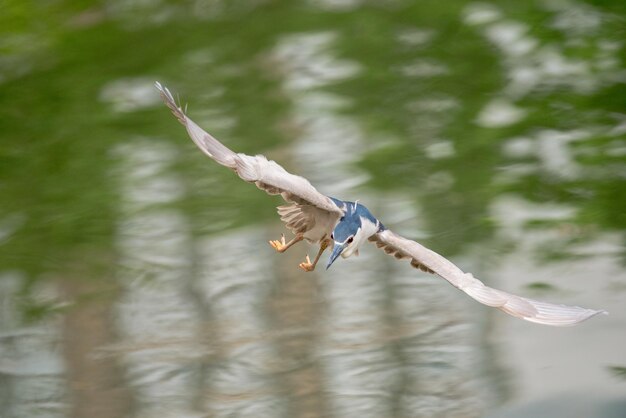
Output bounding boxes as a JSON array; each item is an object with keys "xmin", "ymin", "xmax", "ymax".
[{"xmin": 155, "ymin": 82, "xmax": 606, "ymax": 326}]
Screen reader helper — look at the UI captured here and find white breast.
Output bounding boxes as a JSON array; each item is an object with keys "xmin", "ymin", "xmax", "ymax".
[{"xmin": 359, "ymin": 216, "xmax": 379, "ymax": 242}]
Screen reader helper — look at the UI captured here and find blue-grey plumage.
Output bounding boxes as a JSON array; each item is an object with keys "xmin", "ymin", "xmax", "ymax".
[
  {"xmin": 326, "ymin": 199, "xmax": 384, "ymax": 269},
  {"xmin": 156, "ymin": 82, "xmax": 607, "ymax": 326}
]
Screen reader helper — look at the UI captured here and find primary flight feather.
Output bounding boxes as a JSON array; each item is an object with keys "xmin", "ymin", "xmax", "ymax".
[{"xmin": 155, "ymin": 82, "xmax": 606, "ymax": 326}]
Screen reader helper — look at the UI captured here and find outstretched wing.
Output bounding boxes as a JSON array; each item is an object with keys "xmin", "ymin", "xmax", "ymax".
[
  {"xmin": 370, "ymin": 229, "xmax": 607, "ymax": 326},
  {"xmin": 155, "ymin": 82, "xmax": 343, "ymax": 216}
]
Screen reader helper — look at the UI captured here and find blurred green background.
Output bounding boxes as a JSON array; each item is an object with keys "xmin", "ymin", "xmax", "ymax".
[{"xmin": 1, "ymin": 1, "xmax": 625, "ymax": 417}]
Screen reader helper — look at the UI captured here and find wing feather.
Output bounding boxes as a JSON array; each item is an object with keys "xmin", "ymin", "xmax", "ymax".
[
  {"xmin": 371, "ymin": 229, "xmax": 607, "ymax": 326},
  {"xmin": 155, "ymin": 82, "xmax": 343, "ymax": 216}
]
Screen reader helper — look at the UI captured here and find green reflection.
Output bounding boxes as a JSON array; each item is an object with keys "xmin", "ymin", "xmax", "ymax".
[{"xmin": 0, "ymin": 0, "xmax": 623, "ymax": 324}]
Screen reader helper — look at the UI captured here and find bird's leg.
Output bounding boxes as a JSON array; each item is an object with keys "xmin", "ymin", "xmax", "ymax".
[
  {"xmin": 299, "ymin": 239, "xmax": 331, "ymax": 272},
  {"xmin": 269, "ymin": 233, "xmax": 304, "ymax": 253}
]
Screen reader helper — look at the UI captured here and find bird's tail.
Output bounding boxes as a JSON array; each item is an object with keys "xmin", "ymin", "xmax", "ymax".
[{"xmin": 155, "ymin": 81, "xmax": 187, "ymax": 125}]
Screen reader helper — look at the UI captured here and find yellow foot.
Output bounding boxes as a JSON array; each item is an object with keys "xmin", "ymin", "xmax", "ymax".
[
  {"xmin": 269, "ymin": 234, "xmax": 288, "ymax": 253},
  {"xmin": 298, "ymin": 255, "xmax": 315, "ymax": 272}
]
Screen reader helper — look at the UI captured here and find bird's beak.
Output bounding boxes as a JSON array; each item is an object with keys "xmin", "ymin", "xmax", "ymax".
[{"xmin": 326, "ymin": 243, "xmax": 344, "ymax": 270}]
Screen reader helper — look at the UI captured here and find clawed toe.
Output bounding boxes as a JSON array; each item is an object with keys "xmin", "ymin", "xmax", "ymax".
[
  {"xmin": 268, "ymin": 234, "xmax": 287, "ymax": 252},
  {"xmin": 298, "ymin": 255, "xmax": 315, "ymax": 272}
]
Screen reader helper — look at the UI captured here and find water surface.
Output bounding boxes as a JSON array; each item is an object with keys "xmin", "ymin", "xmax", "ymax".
[{"xmin": 1, "ymin": 1, "xmax": 625, "ymax": 417}]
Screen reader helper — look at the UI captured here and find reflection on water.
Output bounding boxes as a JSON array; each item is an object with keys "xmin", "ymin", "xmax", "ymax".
[
  {"xmin": 1, "ymin": 0, "xmax": 625, "ymax": 417},
  {"xmin": 465, "ymin": 2, "xmax": 623, "ymax": 98},
  {"xmin": 0, "ymin": 274, "xmax": 67, "ymax": 418},
  {"xmin": 114, "ymin": 141, "xmax": 204, "ymax": 417},
  {"xmin": 199, "ymin": 230, "xmax": 289, "ymax": 418},
  {"xmin": 272, "ymin": 31, "xmax": 368, "ymax": 197},
  {"xmin": 275, "ymin": 31, "xmax": 494, "ymax": 417}
]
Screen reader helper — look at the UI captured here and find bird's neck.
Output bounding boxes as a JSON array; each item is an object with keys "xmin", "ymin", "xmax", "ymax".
[
  {"xmin": 351, "ymin": 203, "xmax": 384, "ymax": 234},
  {"xmin": 358, "ymin": 215, "xmax": 380, "ymax": 241}
]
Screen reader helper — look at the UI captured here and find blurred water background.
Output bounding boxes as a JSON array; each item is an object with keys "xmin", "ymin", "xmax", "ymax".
[{"xmin": 1, "ymin": 0, "xmax": 626, "ymax": 417}]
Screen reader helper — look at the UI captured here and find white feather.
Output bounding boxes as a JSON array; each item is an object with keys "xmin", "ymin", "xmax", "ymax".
[{"xmin": 372, "ymin": 229, "xmax": 607, "ymax": 326}]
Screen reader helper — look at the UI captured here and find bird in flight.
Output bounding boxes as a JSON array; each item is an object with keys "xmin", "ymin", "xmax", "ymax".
[{"xmin": 155, "ymin": 82, "xmax": 606, "ymax": 326}]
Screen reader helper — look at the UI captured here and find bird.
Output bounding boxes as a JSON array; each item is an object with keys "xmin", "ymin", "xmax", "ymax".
[{"xmin": 155, "ymin": 82, "xmax": 607, "ymax": 326}]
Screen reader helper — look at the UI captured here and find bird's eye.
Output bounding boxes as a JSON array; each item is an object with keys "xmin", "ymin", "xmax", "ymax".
[
  {"xmin": 347, "ymin": 236, "xmax": 354, "ymax": 244},
  {"xmin": 330, "ymin": 233, "xmax": 334, "ymax": 239},
  {"xmin": 340, "ymin": 216, "xmax": 345, "ymax": 221}
]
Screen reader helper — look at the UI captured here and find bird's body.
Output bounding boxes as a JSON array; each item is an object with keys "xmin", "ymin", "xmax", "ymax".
[
  {"xmin": 155, "ymin": 82, "xmax": 607, "ymax": 326},
  {"xmin": 276, "ymin": 202, "xmax": 337, "ymax": 244}
]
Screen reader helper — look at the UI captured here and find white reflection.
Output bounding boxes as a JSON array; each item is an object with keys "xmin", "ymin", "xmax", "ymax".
[
  {"xmin": 398, "ymin": 59, "xmax": 450, "ymax": 78},
  {"xmin": 273, "ymin": 32, "xmax": 361, "ymax": 93},
  {"xmin": 500, "ymin": 129, "xmax": 591, "ymax": 180},
  {"xmin": 463, "ymin": 3, "xmax": 502, "ymax": 26},
  {"xmin": 114, "ymin": 140, "xmax": 204, "ymax": 418},
  {"xmin": 396, "ymin": 28, "xmax": 436, "ymax": 48},
  {"xmin": 195, "ymin": 229, "xmax": 286, "ymax": 418},
  {"xmin": 535, "ymin": 129, "xmax": 587, "ymax": 179},
  {"xmin": 485, "ymin": 22, "xmax": 537, "ymax": 57},
  {"xmin": 0, "ymin": 273, "xmax": 68, "ymax": 418},
  {"xmin": 100, "ymin": 78, "xmax": 163, "ymax": 113},
  {"xmin": 476, "ymin": 98, "xmax": 526, "ymax": 128},
  {"xmin": 546, "ymin": 0, "xmax": 603, "ymax": 36},
  {"xmin": 319, "ymin": 252, "xmax": 399, "ymax": 418},
  {"xmin": 272, "ymin": 31, "xmax": 368, "ymax": 195},
  {"xmin": 424, "ymin": 140, "xmax": 455, "ymax": 160},
  {"xmin": 464, "ymin": 1, "xmax": 623, "ymax": 98}
]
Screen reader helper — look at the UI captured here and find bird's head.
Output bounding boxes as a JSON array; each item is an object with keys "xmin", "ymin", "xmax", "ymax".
[{"xmin": 327, "ymin": 203, "xmax": 362, "ymax": 269}]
